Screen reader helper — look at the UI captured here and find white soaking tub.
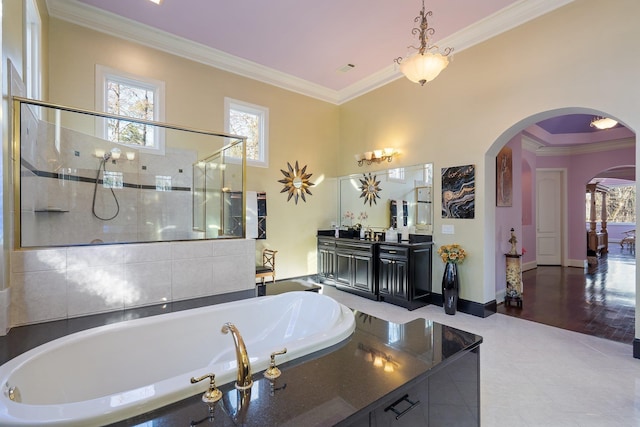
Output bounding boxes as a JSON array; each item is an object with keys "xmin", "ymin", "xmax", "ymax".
[{"xmin": 0, "ymin": 291, "xmax": 355, "ymax": 426}]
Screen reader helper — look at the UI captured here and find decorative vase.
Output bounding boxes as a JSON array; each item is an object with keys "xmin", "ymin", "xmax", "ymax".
[{"xmin": 442, "ymin": 262, "xmax": 459, "ymax": 315}]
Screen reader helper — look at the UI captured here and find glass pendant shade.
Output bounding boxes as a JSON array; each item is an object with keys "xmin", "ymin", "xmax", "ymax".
[
  {"xmin": 399, "ymin": 52, "xmax": 449, "ymax": 86},
  {"xmin": 590, "ymin": 117, "xmax": 618, "ymax": 130}
]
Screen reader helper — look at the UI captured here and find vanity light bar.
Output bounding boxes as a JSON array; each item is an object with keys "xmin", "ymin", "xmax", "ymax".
[{"xmin": 355, "ymin": 148, "xmax": 397, "ymax": 167}]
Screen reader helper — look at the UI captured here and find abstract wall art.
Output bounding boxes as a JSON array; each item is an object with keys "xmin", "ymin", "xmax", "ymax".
[
  {"xmin": 441, "ymin": 164, "xmax": 475, "ymax": 219},
  {"xmin": 496, "ymin": 146, "xmax": 513, "ymax": 207}
]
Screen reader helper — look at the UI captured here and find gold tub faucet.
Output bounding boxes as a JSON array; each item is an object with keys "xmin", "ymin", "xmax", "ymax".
[{"xmin": 221, "ymin": 322, "xmax": 253, "ymax": 390}]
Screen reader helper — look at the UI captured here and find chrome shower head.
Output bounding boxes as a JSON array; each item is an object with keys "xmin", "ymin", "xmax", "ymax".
[{"xmin": 103, "ymin": 152, "xmax": 112, "ymax": 161}]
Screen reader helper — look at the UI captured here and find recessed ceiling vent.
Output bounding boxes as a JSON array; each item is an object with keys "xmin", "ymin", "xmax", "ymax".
[{"xmin": 337, "ymin": 64, "xmax": 356, "ymax": 73}]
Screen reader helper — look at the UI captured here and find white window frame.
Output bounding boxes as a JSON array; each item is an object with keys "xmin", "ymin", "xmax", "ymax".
[
  {"xmin": 95, "ymin": 65, "xmax": 166, "ymax": 155},
  {"xmin": 25, "ymin": 0, "xmax": 42, "ymax": 100},
  {"xmin": 224, "ymin": 97, "xmax": 269, "ymax": 168}
]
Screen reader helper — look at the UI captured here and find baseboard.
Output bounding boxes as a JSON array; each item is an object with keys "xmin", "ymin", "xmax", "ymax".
[
  {"xmin": 522, "ymin": 261, "xmax": 537, "ymax": 272},
  {"xmin": 567, "ymin": 258, "xmax": 587, "ymax": 268},
  {"xmin": 430, "ymin": 294, "xmax": 496, "ymax": 318}
]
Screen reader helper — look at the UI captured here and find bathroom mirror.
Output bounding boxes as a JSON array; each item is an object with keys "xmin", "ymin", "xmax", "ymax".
[{"xmin": 338, "ymin": 163, "xmax": 433, "ymax": 233}]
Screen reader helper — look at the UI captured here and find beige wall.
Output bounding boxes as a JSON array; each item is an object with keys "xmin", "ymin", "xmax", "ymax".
[
  {"xmin": 339, "ymin": 0, "xmax": 640, "ymax": 305},
  {"xmin": 47, "ymin": 19, "xmax": 340, "ymax": 280}
]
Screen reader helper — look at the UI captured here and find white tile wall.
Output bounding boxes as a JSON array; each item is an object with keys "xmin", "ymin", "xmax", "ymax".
[{"xmin": 6, "ymin": 239, "xmax": 255, "ymax": 329}]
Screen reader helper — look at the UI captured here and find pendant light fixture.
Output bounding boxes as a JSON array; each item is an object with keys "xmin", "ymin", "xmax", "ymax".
[{"xmin": 394, "ymin": 1, "xmax": 453, "ymax": 86}]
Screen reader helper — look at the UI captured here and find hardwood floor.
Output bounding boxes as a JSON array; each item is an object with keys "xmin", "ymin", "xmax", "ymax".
[{"xmin": 497, "ymin": 244, "xmax": 636, "ymax": 344}]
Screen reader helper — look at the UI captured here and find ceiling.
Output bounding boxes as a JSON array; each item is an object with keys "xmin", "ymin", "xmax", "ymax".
[{"xmin": 51, "ymin": 0, "xmax": 573, "ymax": 103}]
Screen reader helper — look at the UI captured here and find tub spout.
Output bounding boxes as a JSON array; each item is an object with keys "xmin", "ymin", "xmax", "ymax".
[{"xmin": 221, "ymin": 322, "xmax": 253, "ymax": 390}]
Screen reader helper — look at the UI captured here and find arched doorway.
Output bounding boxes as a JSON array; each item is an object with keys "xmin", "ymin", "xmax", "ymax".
[{"xmin": 485, "ymin": 108, "xmax": 636, "ymax": 343}]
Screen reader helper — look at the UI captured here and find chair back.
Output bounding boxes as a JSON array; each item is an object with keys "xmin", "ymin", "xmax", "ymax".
[{"xmin": 263, "ymin": 249, "xmax": 277, "ymax": 270}]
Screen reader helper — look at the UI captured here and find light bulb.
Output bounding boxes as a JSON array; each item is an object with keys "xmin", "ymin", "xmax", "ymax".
[
  {"xmin": 373, "ymin": 356, "xmax": 384, "ymax": 368},
  {"xmin": 110, "ymin": 148, "xmax": 121, "ymax": 160}
]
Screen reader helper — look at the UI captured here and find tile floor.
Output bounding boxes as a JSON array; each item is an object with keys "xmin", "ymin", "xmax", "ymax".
[{"xmin": 320, "ymin": 284, "xmax": 640, "ymax": 427}]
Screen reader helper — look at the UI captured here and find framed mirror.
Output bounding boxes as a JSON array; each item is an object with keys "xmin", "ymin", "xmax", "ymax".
[{"xmin": 338, "ymin": 163, "xmax": 433, "ymax": 233}]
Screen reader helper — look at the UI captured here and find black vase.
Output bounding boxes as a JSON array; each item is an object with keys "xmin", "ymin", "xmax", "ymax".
[{"xmin": 442, "ymin": 262, "xmax": 459, "ymax": 315}]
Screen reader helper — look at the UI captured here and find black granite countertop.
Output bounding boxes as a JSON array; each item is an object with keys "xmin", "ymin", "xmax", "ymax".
[
  {"xmin": 317, "ymin": 234, "xmax": 433, "ymax": 247},
  {"xmin": 112, "ymin": 312, "xmax": 481, "ymax": 426}
]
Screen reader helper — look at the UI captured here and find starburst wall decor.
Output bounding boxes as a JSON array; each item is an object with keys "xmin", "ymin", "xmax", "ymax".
[
  {"xmin": 278, "ymin": 161, "xmax": 314, "ymax": 204},
  {"xmin": 359, "ymin": 173, "xmax": 381, "ymax": 206}
]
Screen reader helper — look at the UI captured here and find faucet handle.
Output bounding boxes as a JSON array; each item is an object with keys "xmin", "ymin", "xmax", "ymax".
[
  {"xmin": 264, "ymin": 348, "xmax": 288, "ymax": 380},
  {"xmin": 191, "ymin": 373, "xmax": 222, "ymax": 403}
]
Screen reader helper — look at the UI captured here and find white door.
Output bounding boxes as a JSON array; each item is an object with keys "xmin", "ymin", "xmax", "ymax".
[{"xmin": 536, "ymin": 170, "xmax": 563, "ymax": 265}]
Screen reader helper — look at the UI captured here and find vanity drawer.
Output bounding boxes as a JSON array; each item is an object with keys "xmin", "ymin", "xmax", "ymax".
[
  {"xmin": 318, "ymin": 238, "xmax": 336, "ymax": 249},
  {"xmin": 379, "ymin": 245, "xmax": 408, "ymax": 259}
]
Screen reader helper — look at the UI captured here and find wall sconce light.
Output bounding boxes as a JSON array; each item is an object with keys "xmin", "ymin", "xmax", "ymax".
[
  {"xmin": 355, "ymin": 148, "xmax": 397, "ymax": 166},
  {"xmin": 110, "ymin": 148, "xmax": 122, "ymax": 160},
  {"xmin": 126, "ymin": 152, "xmax": 136, "ymax": 161}
]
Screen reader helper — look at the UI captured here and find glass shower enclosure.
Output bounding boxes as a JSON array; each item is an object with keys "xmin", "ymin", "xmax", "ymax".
[{"xmin": 13, "ymin": 97, "xmax": 246, "ymax": 248}]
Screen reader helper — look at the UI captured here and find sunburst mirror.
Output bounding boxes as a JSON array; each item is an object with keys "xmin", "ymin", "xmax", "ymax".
[
  {"xmin": 359, "ymin": 173, "xmax": 382, "ymax": 206},
  {"xmin": 278, "ymin": 161, "xmax": 315, "ymax": 204}
]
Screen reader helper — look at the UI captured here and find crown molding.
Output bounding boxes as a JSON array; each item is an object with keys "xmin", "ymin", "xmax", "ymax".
[
  {"xmin": 534, "ymin": 137, "xmax": 635, "ymax": 157},
  {"xmin": 521, "ymin": 134, "xmax": 544, "ymax": 153},
  {"xmin": 47, "ymin": 0, "xmax": 573, "ymax": 105}
]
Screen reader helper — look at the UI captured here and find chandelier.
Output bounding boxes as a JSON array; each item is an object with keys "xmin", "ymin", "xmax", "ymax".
[{"xmin": 394, "ymin": 1, "xmax": 453, "ymax": 86}]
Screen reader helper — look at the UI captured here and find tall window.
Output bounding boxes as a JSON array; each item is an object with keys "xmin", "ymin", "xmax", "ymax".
[
  {"xmin": 224, "ymin": 98, "xmax": 269, "ymax": 167},
  {"xmin": 96, "ymin": 65, "xmax": 165, "ymax": 154},
  {"xmin": 25, "ymin": 0, "xmax": 42, "ymax": 100}
]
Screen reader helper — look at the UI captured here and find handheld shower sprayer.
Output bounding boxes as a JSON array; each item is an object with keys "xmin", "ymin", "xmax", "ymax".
[{"xmin": 92, "ymin": 149, "xmax": 120, "ymax": 221}]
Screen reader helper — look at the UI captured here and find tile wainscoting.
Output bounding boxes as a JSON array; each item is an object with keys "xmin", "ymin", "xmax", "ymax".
[{"xmin": 6, "ymin": 239, "xmax": 255, "ymax": 333}]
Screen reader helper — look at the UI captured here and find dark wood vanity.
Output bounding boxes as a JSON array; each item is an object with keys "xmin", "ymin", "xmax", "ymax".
[{"xmin": 317, "ymin": 233, "xmax": 433, "ymax": 310}]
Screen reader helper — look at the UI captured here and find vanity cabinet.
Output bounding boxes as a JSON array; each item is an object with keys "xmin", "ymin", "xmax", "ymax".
[
  {"xmin": 317, "ymin": 235, "xmax": 432, "ymax": 308},
  {"xmin": 335, "ymin": 240, "xmax": 377, "ymax": 300},
  {"xmin": 378, "ymin": 243, "xmax": 432, "ymax": 310}
]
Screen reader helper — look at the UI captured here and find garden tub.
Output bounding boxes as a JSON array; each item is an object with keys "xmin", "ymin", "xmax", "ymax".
[{"xmin": 0, "ymin": 291, "xmax": 355, "ymax": 426}]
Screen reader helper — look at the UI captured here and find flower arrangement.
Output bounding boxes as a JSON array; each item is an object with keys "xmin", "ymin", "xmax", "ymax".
[
  {"xmin": 343, "ymin": 211, "xmax": 355, "ymax": 227},
  {"xmin": 357, "ymin": 211, "xmax": 368, "ymax": 225},
  {"xmin": 437, "ymin": 244, "xmax": 467, "ymax": 264}
]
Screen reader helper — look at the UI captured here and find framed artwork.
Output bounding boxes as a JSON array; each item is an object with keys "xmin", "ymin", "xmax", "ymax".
[
  {"xmin": 441, "ymin": 165, "xmax": 475, "ymax": 219},
  {"xmin": 496, "ymin": 146, "xmax": 513, "ymax": 207}
]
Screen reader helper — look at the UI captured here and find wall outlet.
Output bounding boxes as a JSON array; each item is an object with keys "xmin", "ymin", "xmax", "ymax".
[{"xmin": 442, "ymin": 224, "xmax": 455, "ymax": 234}]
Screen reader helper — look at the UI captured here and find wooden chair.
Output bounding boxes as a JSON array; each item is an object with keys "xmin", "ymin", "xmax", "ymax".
[{"xmin": 256, "ymin": 249, "xmax": 278, "ymax": 285}]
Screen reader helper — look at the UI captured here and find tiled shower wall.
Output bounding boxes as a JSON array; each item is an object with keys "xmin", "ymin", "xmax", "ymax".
[
  {"xmin": 8, "ymin": 239, "xmax": 256, "ymax": 329},
  {"xmin": 20, "ymin": 111, "xmax": 203, "ymax": 247}
]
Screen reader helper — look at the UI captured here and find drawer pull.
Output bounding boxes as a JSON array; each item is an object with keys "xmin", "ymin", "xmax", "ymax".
[
  {"xmin": 384, "ymin": 394, "xmax": 420, "ymax": 420},
  {"xmin": 388, "ymin": 250, "xmax": 397, "ymax": 254}
]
